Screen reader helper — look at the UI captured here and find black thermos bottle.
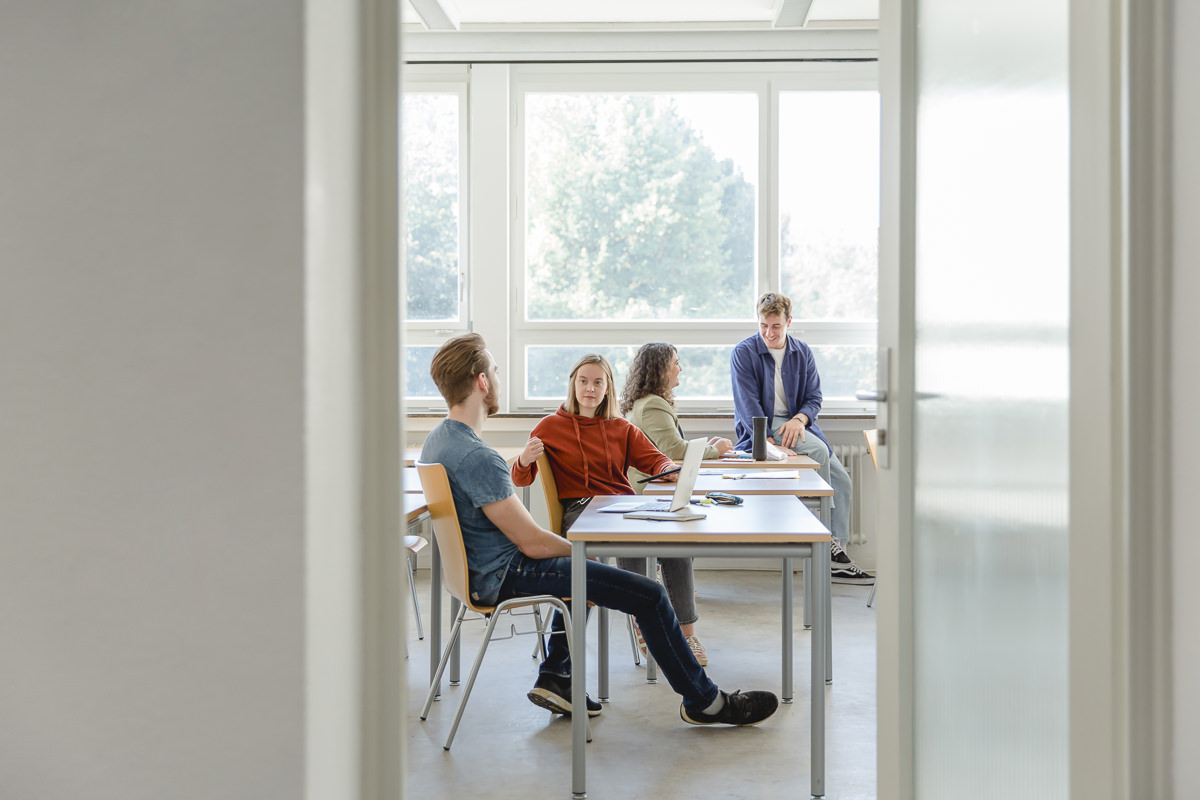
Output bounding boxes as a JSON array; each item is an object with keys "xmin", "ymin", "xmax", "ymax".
[{"xmin": 752, "ymin": 416, "xmax": 768, "ymax": 461}]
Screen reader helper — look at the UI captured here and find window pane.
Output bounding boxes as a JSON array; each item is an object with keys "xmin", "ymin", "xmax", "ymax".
[
  {"xmin": 525, "ymin": 93, "xmax": 757, "ymax": 321},
  {"xmin": 527, "ymin": 346, "xmax": 637, "ymax": 401},
  {"xmin": 779, "ymin": 92, "xmax": 879, "ymax": 321},
  {"xmin": 526, "ymin": 345, "xmax": 734, "ymax": 404},
  {"xmin": 403, "ymin": 93, "xmax": 459, "ymax": 321},
  {"xmin": 405, "ymin": 346, "xmax": 441, "ymax": 400},
  {"xmin": 808, "ymin": 344, "xmax": 877, "ymax": 402},
  {"xmin": 672, "ymin": 346, "xmax": 737, "ymax": 402}
]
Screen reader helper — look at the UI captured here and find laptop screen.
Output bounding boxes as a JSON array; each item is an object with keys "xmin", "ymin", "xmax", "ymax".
[{"xmin": 666, "ymin": 438, "xmax": 708, "ymax": 512}]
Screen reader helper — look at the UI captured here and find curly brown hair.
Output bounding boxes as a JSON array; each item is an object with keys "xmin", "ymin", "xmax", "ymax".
[{"xmin": 618, "ymin": 342, "xmax": 678, "ymax": 416}]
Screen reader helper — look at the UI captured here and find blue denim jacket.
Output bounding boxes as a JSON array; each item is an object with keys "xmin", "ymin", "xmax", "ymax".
[
  {"xmin": 730, "ymin": 333, "xmax": 831, "ymax": 454},
  {"xmin": 420, "ymin": 420, "xmax": 520, "ymax": 605}
]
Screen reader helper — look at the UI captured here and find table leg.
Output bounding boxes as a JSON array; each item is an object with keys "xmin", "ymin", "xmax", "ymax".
[
  {"xmin": 782, "ymin": 557, "xmax": 794, "ymax": 703},
  {"xmin": 571, "ymin": 541, "xmax": 588, "ymax": 799},
  {"xmin": 803, "ymin": 556, "xmax": 812, "ymax": 630},
  {"xmin": 810, "ymin": 541, "xmax": 827, "ymax": 798},
  {"xmin": 430, "ymin": 536, "xmax": 442, "ymax": 695},
  {"xmin": 819, "ymin": 496, "xmax": 833, "ymax": 685},
  {"xmin": 825, "ymin": 561, "xmax": 833, "ymax": 685},
  {"xmin": 598, "ymin": 605, "xmax": 610, "ymax": 701},
  {"xmin": 644, "ymin": 556, "xmax": 657, "ymax": 684}
]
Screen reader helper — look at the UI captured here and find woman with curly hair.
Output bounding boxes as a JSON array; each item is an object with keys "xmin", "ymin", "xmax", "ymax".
[{"xmin": 615, "ymin": 342, "xmax": 735, "ymax": 666}]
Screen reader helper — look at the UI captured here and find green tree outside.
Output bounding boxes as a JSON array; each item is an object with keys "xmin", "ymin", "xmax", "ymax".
[
  {"xmin": 403, "ymin": 93, "xmax": 459, "ymax": 321},
  {"xmin": 525, "ymin": 94, "xmax": 756, "ymax": 321}
]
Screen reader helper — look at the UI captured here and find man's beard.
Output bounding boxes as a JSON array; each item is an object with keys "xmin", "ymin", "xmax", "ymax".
[{"xmin": 484, "ymin": 379, "xmax": 500, "ymax": 416}]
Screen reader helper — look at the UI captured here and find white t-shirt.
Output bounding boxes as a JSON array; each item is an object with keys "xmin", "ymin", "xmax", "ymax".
[{"xmin": 769, "ymin": 346, "xmax": 789, "ymax": 419}]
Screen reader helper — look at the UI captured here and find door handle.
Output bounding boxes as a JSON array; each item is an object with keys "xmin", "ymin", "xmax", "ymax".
[{"xmin": 860, "ymin": 351, "xmax": 889, "ymax": 469}]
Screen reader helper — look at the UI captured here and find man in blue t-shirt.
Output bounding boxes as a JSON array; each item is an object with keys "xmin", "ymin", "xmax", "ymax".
[
  {"xmin": 420, "ymin": 333, "xmax": 778, "ymax": 727},
  {"xmin": 731, "ymin": 291, "xmax": 873, "ymax": 585}
]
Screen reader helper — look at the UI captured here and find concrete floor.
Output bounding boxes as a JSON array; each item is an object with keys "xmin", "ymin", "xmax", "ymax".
[{"xmin": 405, "ymin": 568, "xmax": 877, "ymax": 799}]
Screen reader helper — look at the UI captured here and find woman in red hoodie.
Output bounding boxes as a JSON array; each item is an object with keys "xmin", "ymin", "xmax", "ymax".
[{"xmin": 511, "ymin": 353, "xmax": 709, "ymax": 665}]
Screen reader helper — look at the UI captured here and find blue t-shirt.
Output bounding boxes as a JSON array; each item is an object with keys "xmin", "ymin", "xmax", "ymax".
[{"xmin": 420, "ymin": 419, "xmax": 521, "ymax": 605}]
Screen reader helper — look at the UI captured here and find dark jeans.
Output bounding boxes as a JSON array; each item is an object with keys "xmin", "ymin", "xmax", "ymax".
[{"xmin": 496, "ymin": 554, "xmax": 720, "ymax": 712}]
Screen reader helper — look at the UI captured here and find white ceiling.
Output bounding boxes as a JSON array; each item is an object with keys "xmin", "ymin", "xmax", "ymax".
[{"xmin": 402, "ymin": 0, "xmax": 878, "ymax": 30}]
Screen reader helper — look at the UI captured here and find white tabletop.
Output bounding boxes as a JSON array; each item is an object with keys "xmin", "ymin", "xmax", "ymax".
[
  {"xmin": 403, "ymin": 493, "xmax": 428, "ymax": 523},
  {"xmin": 643, "ymin": 469, "xmax": 833, "ymax": 496},
  {"xmin": 701, "ymin": 453, "xmax": 819, "ymax": 469},
  {"xmin": 568, "ymin": 494, "xmax": 828, "ymax": 542},
  {"xmin": 402, "ymin": 466, "xmax": 425, "ymax": 493}
]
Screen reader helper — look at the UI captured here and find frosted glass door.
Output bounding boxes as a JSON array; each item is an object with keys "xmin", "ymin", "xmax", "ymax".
[{"xmin": 911, "ymin": 1, "xmax": 1069, "ymax": 797}]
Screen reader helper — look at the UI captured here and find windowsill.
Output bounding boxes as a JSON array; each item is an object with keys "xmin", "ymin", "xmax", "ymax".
[
  {"xmin": 404, "ymin": 411, "xmax": 877, "ymax": 442},
  {"xmin": 404, "ymin": 411, "xmax": 876, "ymax": 419}
]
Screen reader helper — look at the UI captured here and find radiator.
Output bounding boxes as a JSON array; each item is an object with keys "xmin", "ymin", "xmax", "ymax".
[{"xmin": 832, "ymin": 444, "xmax": 870, "ymax": 545}]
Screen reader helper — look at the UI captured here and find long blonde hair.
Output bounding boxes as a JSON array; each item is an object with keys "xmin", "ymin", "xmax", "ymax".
[{"xmin": 564, "ymin": 354, "xmax": 619, "ymax": 420}]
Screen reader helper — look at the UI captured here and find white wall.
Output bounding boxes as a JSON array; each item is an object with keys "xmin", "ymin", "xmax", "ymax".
[
  {"xmin": 0, "ymin": 4, "xmax": 306, "ymax": 798},
  {"xmin": 1172, "ymin": 0, "xmax": 1199, "ymax": 794}
]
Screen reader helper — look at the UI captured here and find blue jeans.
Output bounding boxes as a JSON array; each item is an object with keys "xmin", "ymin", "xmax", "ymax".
[
  {"xmin": 775, "ymin": 426, "xmax": 853, "ymax": 543},
  {"xmin": 496, "ymin": 554, "xmax": 720, "ymax": 712}
]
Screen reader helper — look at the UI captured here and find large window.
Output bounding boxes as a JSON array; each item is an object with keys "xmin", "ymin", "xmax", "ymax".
[
  {"xmin": 401, "ymin": 63, "xmax": 878, "ymax": 413},
  {"xmin": 524, "ymin": 92, "xmax": 757, "ymax": 322},
  {"xmin": 401, "ymin": 68, "xmax": 467, "ymax": 401}
]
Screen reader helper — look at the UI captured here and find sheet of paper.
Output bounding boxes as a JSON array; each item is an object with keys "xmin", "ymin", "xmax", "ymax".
[{"xmin": 723, "ymin": 470, "xmax": 802, "ymax": 479}]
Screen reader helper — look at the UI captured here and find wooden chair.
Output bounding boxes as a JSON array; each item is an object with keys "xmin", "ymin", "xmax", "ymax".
[
  {"xmin": 415, "ymin": 462, "xmax": 589, "ymax": 750},
  {"xmin": 534, "ymin": 454, "xmax": 643, "ymax": 666},
  {"xmin": 863, "ymin": 429, "xmax": 880, "ymax": 608}
]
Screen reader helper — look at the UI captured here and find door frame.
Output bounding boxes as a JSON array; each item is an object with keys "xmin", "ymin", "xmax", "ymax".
[{"xmin": 875, "ymin": 2, "xmax": 1173, "ymax": 799}]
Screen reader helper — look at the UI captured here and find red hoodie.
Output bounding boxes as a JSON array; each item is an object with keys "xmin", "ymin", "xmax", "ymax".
[{"xmin": 511, "ymin": 406, "xmax": 674, "ymax": 499}]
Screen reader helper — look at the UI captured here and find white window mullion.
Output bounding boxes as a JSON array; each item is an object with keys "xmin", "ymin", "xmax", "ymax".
[
  {"xmin": 466, "ymin": 63, "xmax": 512, "ymax": 408},
  {"xmin": 764, "ymin": 79, "xmax": 781, "ymax": 295}
]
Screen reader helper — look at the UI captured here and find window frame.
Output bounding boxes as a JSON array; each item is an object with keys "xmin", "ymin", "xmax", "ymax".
[
  {"xmin": 400, "ymin": 60, "xmax": 880, "ymax": 413},
  {"xmin": 508, "ymin": 62, "xmax": 878, "ymax": 412},
  {"xmin": 401, "ymin": 65, "xmax": 470, "ymax": 402}
]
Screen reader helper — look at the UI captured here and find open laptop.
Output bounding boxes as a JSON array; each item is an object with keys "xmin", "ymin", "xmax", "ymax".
[{"xmin": 598, "ymin": 437, "xmax": 707, "ymax": 515}]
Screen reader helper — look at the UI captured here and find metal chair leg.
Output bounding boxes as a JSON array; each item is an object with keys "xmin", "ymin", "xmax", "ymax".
[
  {"xmin": 407, "ymin": 552, "xmax": 424, "ymax": 640},
  {"xmin": 867, "ymin": 580, "xmax": 877, "ymax": 608},
  {"xmin": 443, "ymin": 609, "xmax": 506, "ymax": 749},
  {"xmin": 530, "ymin": 604, "xmax": 548, "ymax": 660},
  {"xmin": 625, "ymin": 615, "xmax": 642, "ymax": 666},
  {"xmin": 440, "ymin": 598, "xmax": 591, "ymax": 750},
  {"xmin": 421, "ymin": 604, "xmax": 468, "ymax": 717}
]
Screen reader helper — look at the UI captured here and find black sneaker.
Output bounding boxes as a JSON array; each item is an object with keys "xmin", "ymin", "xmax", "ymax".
[
  {"xmin": 831, "ymin": 540, "xmax": 875, "ymax": 585},
  {"xmin": 680, "ymin": 690, "xmax": 779, "ymax": 727},
  {"xmin": 527, "ymin": 673, "xmax": 602, "ymax": 717}
]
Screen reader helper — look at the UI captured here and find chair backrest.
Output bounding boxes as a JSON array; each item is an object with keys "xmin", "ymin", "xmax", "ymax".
[
  {"xmin": 863, "ymin": 429, "xmax": 880, "ymax": 472},
  {"xmin": 415, "ymin": 462, "xmax": 478, "ymax": 610},
  {"xmin": 535, "ymin": 453, "xmax": 563, "ymax": 534}
]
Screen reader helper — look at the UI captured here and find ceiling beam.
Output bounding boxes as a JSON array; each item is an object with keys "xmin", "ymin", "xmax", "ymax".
[
  {"xmin": 403, "ymin": 29, "xmax": 878, "ymax": 62},
  {"xmin": 409, "ymin": 0, "xmax": 460, "ymax": 31},
  {"xmin": 773, "ymin": 0, "xmax": 815, "ymax": 28}
]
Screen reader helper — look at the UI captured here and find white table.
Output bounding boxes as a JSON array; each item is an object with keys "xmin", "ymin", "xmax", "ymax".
[
  {"xmin": 701, "ymin": 453, "xmax": 820, "ymax": 470},
  {"xmin": 645, "ymin": 469, "xmax": 834, "ymax": 638},
  {"xmin": 566, "ymin": 495, "xmax": 831, "ymax": 799}
]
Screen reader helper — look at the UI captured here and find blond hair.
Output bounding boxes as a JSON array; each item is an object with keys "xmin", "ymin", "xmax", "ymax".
[
  {"xmin": 564, "ymin": 354, "xmax": 619, "ymax": 420},
  {"xmin": 756, "ymin": 291, "xmax": 792, "ymax": 320}
]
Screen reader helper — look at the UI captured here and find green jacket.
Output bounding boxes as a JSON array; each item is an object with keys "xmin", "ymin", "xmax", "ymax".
[{"xmin": 625, "ymin": 394, "xmax": 723, "ymax": 490}]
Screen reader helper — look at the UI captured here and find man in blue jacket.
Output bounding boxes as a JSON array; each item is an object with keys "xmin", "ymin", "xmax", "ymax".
[{"xmin": 731, "ymin": 292, "xmax": 873, "ymax": 584}]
